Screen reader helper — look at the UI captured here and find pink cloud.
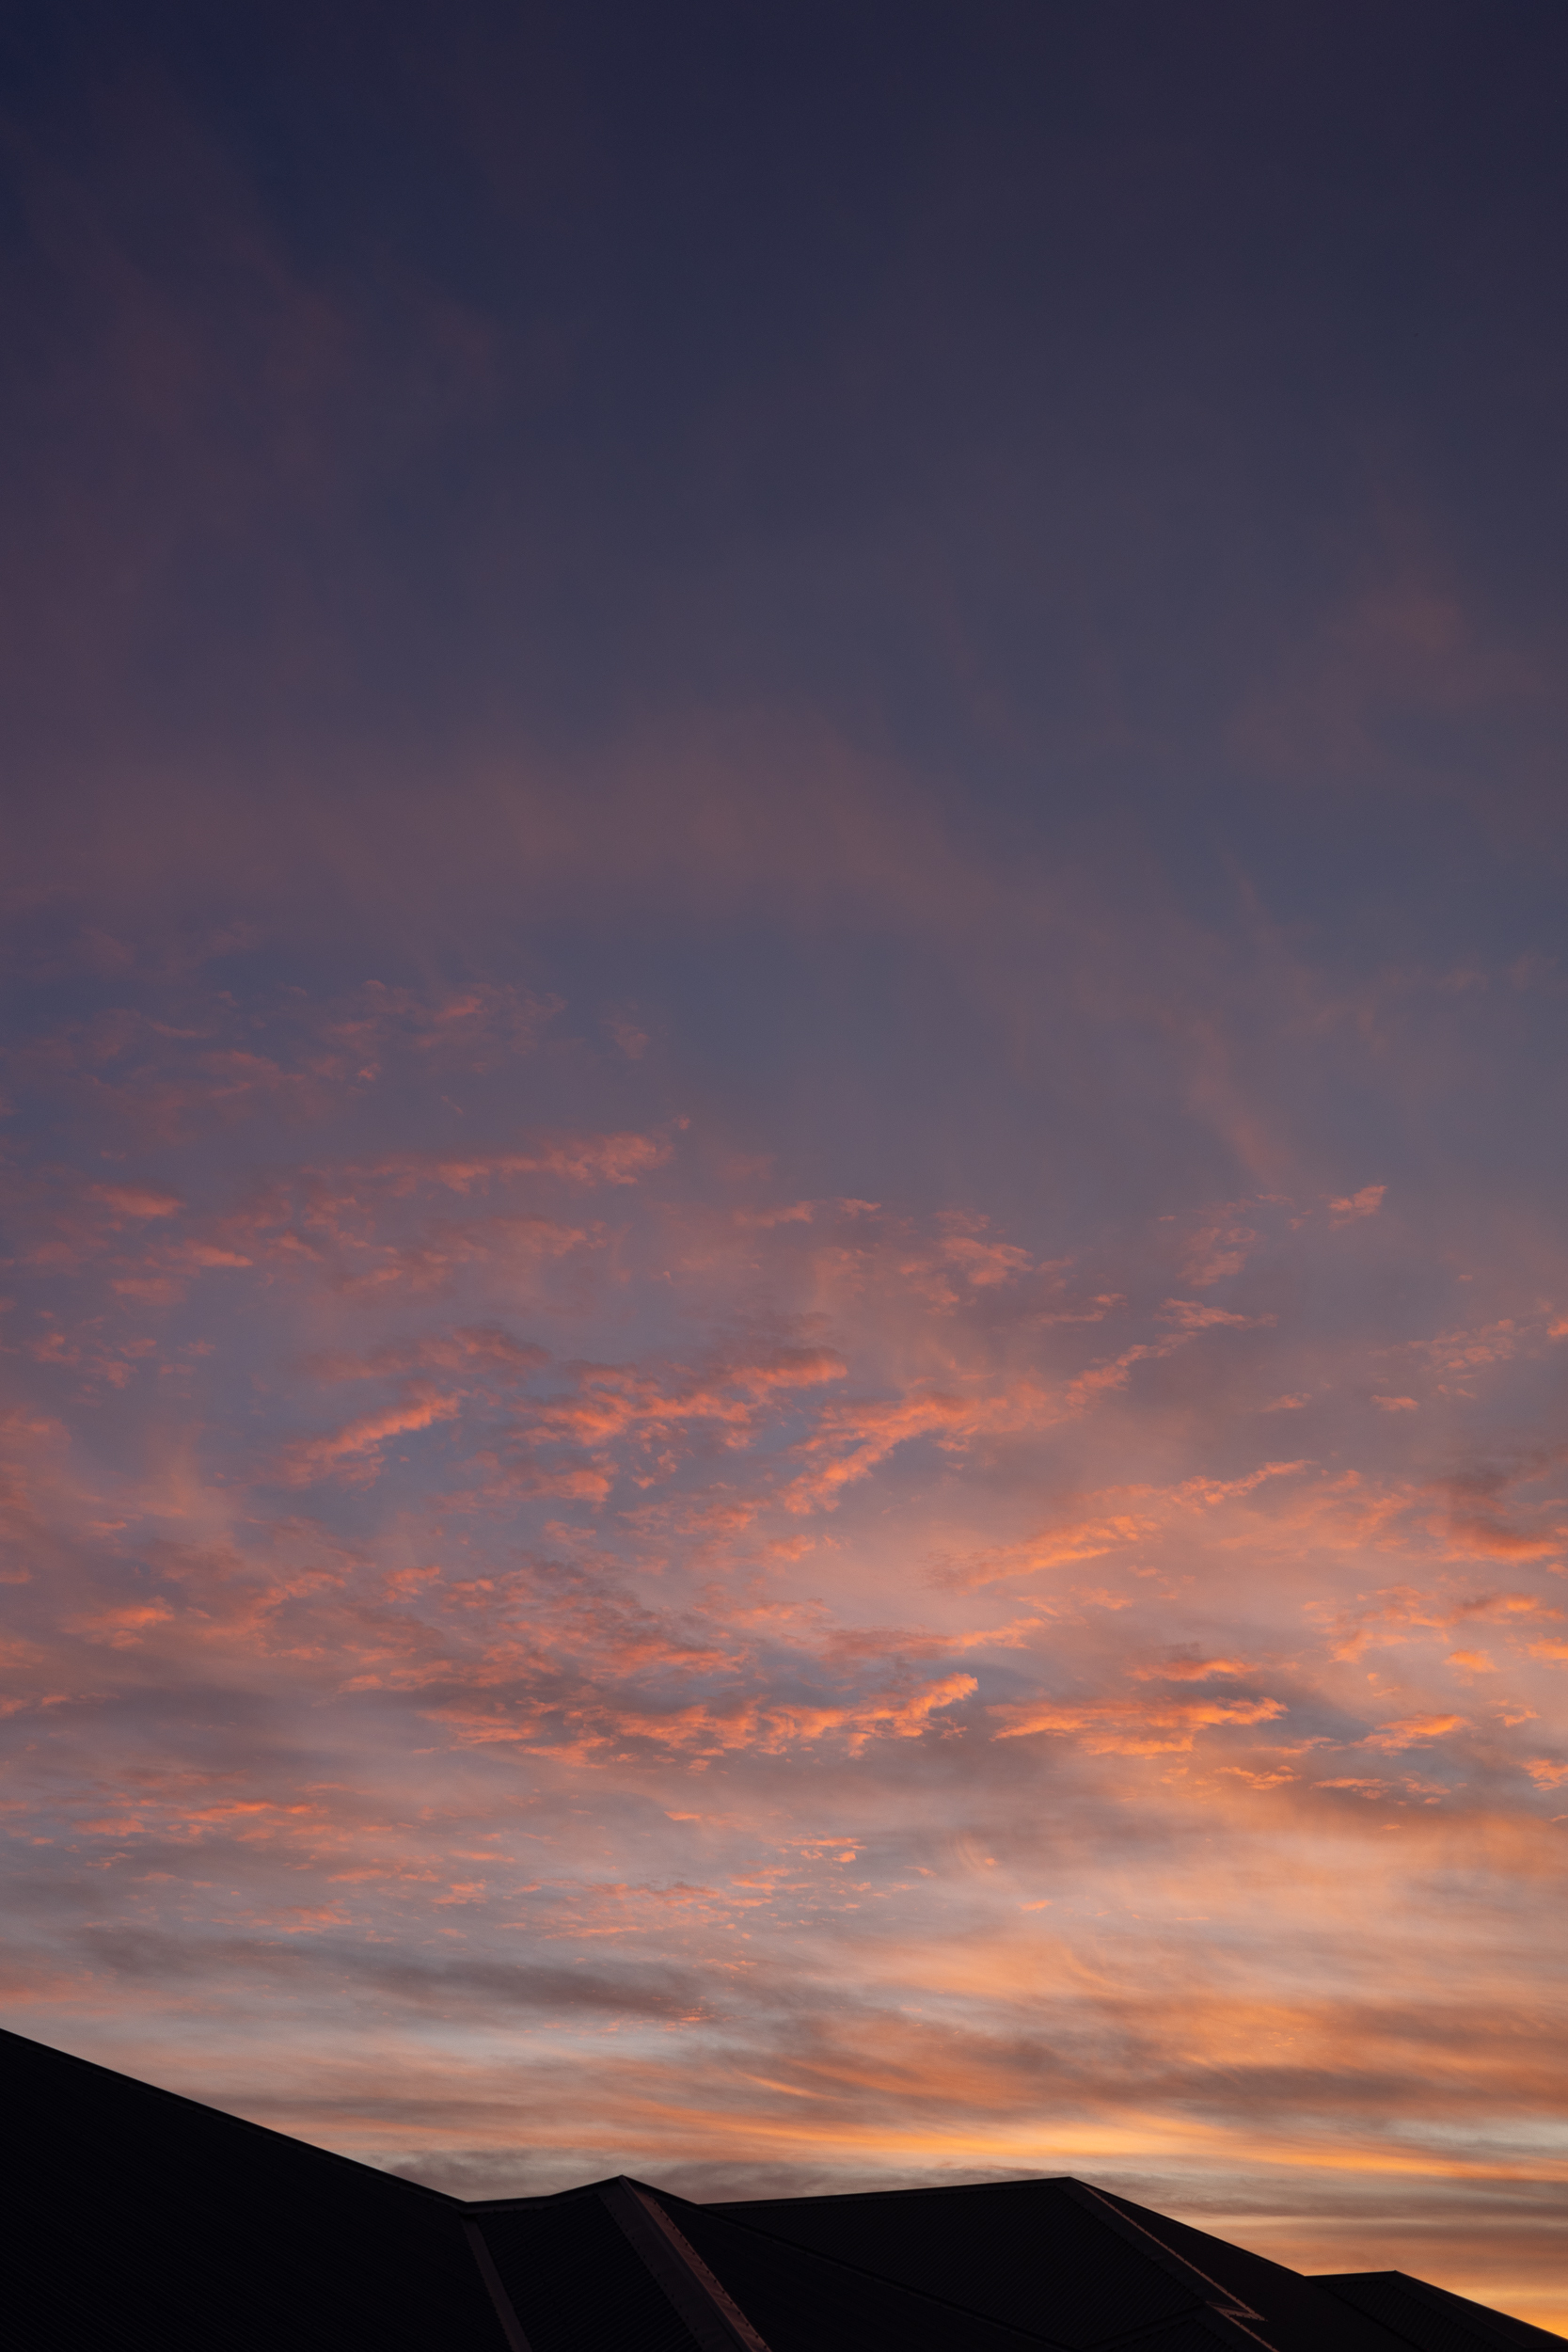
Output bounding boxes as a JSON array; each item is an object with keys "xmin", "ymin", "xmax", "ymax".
[
  {"xmin": 1158, "ymin": 1298, "xmax": 1276, "ymax": 1329},
  {"xmin": 89, "ymin": 1185, "xmax": 184, "ymax": 1219},
  {"xmin": 1180, "ymin": 1217, "xmax": 1257, "ymax": 1286},
  {"xmin": 347, "ymin": 1131, "xmax": 674, "ymax": 1196},
  {"xmin": 277, "ymin": 1386, "xmax": 464, "ymax": 1486},
  {"xmin": 1328, "ymin": 1184, "xmax": 1386, "ymax": 1226}
]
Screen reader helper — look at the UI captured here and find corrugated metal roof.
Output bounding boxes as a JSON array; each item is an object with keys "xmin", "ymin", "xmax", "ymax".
[
  {"xmin": 474, "ymin": 2189, "xmax": 708, "ymax": 2352},
  {"xmin": 1316, "ymin": 2270, "xmax": 1568, "ymax": 2352},
  {"xmin": 1087, "ymin": 2180, "xmax": 1404, "ymax": 2352},
  {"xmin": 6, "ymin": 2025, "xmax": 1553, "ymax": 2352},
  {"xmin": 690, "ymin": 2176, "xmax": 1192, "ymax": 2344},
  {"xmin": 4, "ymin": 2025, "xmax": 504, "ymax": 2352}
]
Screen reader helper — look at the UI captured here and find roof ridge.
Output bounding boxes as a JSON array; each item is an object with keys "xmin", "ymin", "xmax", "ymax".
[
  {"xmin": 0, "ymin": 2024, "xmax": 457, "ymax": 2205},
  {"xmin": 606, "ymin": 2180, "xmax": 774, "ymax": 2352},
  {"xmin": 703, "ymin": 2173, "xmax": 1082, "ymax": 2212},
  {"xmin": 651, "ymin": 2180, "xmax": 1079, "ymax": 2349},
  {"xmin": 1055, "ymin": 2182, "xmax": 1267, "ymax": 2326},
  {"xmin": 1313, "ymin": 2269, "xmax": 1567, "ymax": 2351}
]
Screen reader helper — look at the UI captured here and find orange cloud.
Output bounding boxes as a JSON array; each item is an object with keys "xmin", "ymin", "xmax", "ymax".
[
  {"xmin": 990, "ymin": 1692, "xmax": 1285, "ymax": 1753},
  {"xmin": 1363, "ymin": 1715, "xmax": 1469, "ymax": 1752}
]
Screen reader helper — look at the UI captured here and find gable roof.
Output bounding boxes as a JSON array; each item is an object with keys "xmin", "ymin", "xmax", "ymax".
[{"xmin": 5, "ymin": 2026, "xmax": 1558, "ymax": 2351}]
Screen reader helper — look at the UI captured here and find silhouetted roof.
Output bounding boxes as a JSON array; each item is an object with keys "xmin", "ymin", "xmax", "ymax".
[{"xmin": 5, "ymin": 2026, "xmax": 1559, "ymax": 2351}]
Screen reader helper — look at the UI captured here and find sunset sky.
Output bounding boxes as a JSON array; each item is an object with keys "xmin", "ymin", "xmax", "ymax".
[{"xmin": 4, "ymin": 0, "xmax": 1568, "ymax": 2332}]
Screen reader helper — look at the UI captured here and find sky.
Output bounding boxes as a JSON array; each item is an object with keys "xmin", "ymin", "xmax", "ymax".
[{"xmin": 3, "ymin": 0, "xmax": 1568, "ymax": 2330}]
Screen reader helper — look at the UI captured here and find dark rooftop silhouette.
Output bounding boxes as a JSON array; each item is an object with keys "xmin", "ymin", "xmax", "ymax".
[{"xmin": 6, "ymin": 2025, "xmax": 1558, "ymax": 2351}]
